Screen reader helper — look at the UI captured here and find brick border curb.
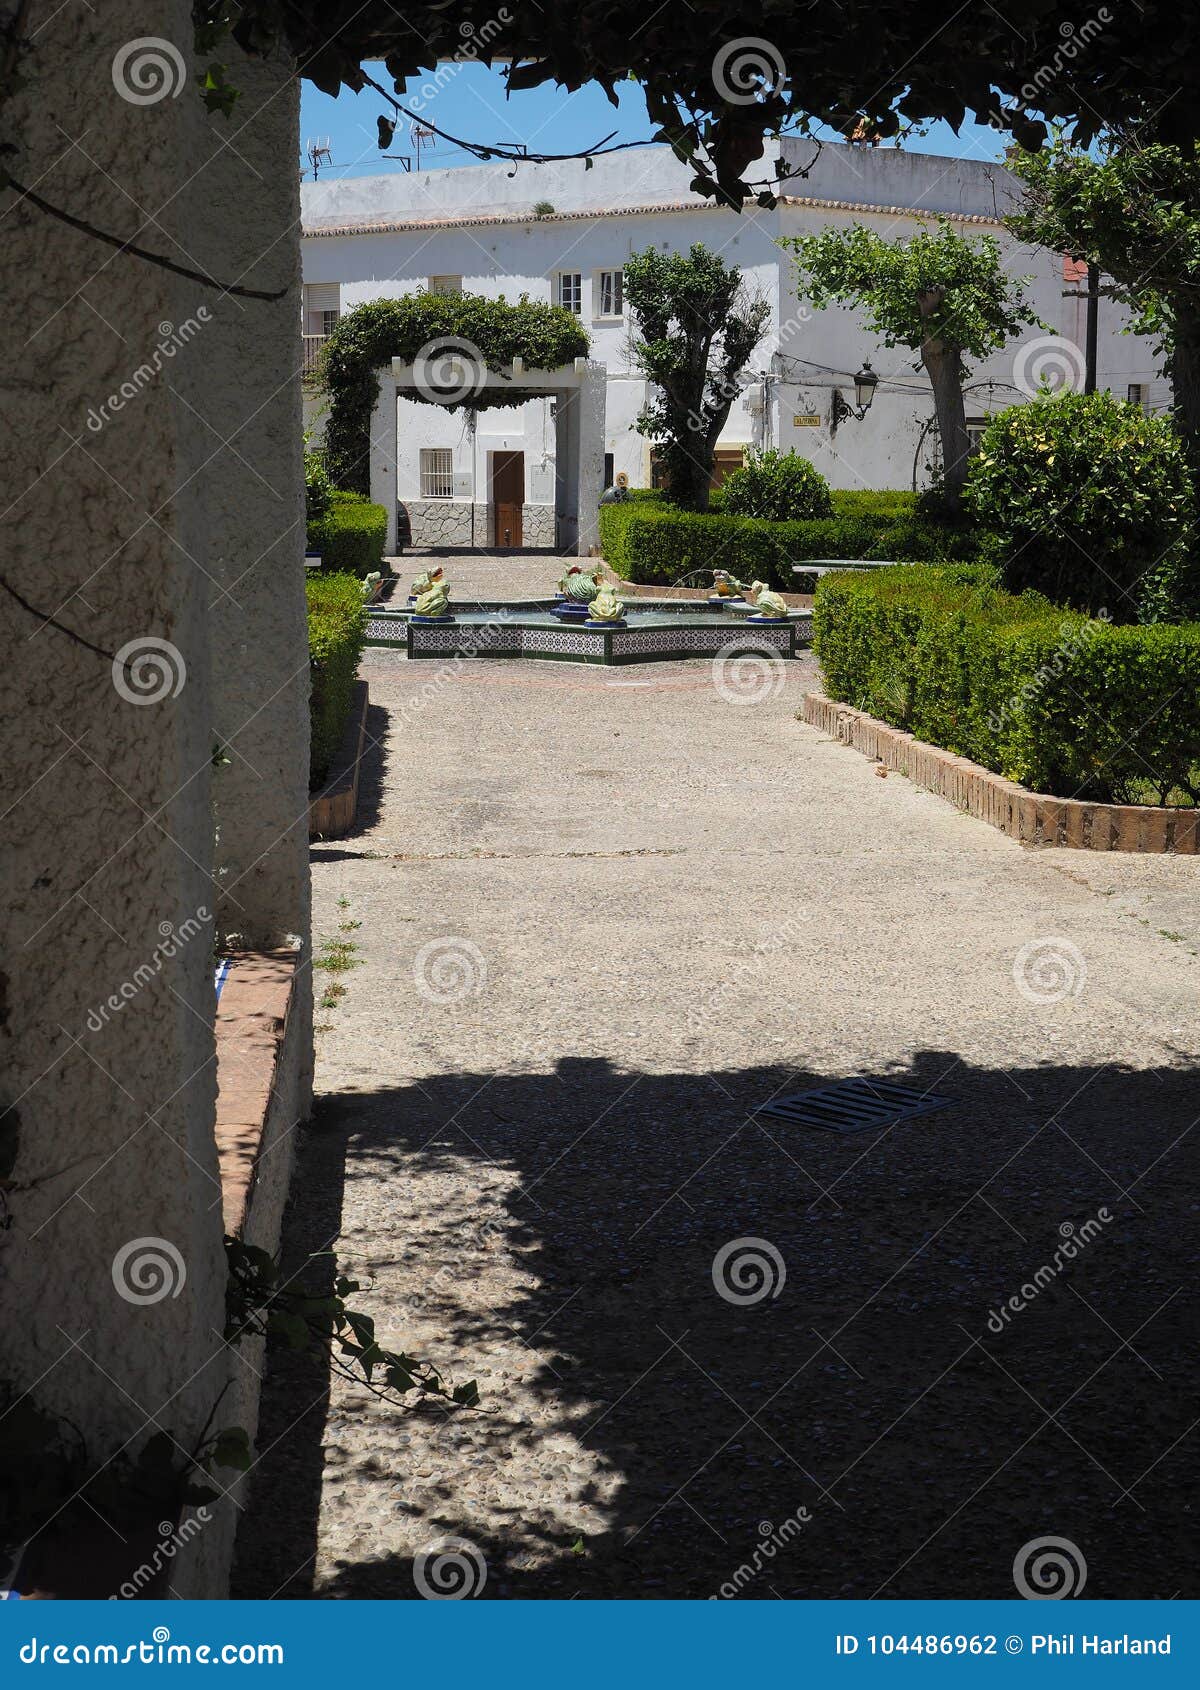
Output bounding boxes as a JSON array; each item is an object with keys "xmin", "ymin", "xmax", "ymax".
[
  {"xmin": 801, "ymin": 692, "xmax": 1200, "ymax": 853},
  {"xmin": 309, "ymin": 678, "xmax": 368, "ymax": 839}
]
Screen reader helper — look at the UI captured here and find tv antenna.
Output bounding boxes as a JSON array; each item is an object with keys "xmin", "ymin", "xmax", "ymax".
[
  {"xmin": 410, "ymin": 122, "xmax": 436, "ymax": 170},
  {"xmin": 305, "ymin": 137, "xmax": 334, "ymax": 179}
]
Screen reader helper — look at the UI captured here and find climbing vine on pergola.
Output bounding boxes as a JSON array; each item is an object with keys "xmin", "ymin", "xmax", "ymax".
[{"xmin": 319, "ymin": 294, "xmax": 589, "ymax": 493}]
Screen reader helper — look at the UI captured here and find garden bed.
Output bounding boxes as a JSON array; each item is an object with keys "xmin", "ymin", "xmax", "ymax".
[
  {"xmin": 309, "ymin": 678, "xmax": 369, "ymax": 838},
  {"xmin": 803, "ymin": 693, "xmax": 1200, "ymax": 852}
]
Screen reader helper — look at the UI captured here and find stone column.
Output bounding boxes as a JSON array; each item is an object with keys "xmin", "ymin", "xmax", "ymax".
[
  {"xmin": 371, "ymin": 376, "xmax": 399, "ymax": 552},
  {"xmin": 555, "ymin": 365, "xmax": 608, "ymax": 555}
]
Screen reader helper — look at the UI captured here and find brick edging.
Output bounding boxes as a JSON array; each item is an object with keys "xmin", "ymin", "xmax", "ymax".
[
  {"xmin": 309, "ymin": 679, "xmax": 369, "ymax": 840},
  {"xmin": 801, "ymin": 693, "xmax": 1200, "ymax": 853}
]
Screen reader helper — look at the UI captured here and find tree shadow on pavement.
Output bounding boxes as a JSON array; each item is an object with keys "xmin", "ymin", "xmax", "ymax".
[{"xmin": 234, "ymin": 1050, "xmax": 1196, "ymax": 1600}]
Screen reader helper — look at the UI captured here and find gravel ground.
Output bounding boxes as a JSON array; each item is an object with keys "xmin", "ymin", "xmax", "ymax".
[{"xmin": 235, "ymin": 555, "xmax": 1200, "ymax": 1602}]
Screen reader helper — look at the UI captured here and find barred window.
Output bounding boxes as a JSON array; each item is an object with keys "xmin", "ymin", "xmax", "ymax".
[
  {"xmin": 556, "ymin": 272, "xmax": 583, "ymax": 314},
  {"xmin": 419, "ymin": 447, "xmax": 454, "ymax": 498}
]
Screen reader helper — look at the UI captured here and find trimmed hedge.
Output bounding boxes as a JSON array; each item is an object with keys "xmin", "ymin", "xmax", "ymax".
[
  {"xmin": 598, "ymin": 496, "xmax": 975, "ymax": 590},
  {"xmin": 307, "ymin": 572, "xmax": 367, "ymax": 789},
  {"xmin": 813, "ymin": 566, "xmax": 1200, "ymax": 805},
  {"xmin": 309, "ymin": 493, "xmax": 388, "ymax": 576}
]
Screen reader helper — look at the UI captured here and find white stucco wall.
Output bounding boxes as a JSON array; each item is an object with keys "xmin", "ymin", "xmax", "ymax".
[{"xmin": 301, "ymin": 141, "xmax": 1166, "ymax": 510}]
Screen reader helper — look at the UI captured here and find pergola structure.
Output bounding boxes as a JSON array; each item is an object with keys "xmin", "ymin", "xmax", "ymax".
[{"xmin": 371, "ymin": 357, "xmax": 608, "ymax": 555}]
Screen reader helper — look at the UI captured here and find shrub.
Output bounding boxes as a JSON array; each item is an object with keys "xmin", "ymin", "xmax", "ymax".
[
  {"xmin": 304, "ymin": 448, "xmax": 332, "ymax": 529},
  {"xmin": 310, "ymin": 497, "xmax": 387, "ymax": 576},
  {"xmin": 964, "ymin": 392, "xmax": 1197, "ymax": 622},
  {"xmin": 723, "ymin": 450, "xmax": 834, "ymax": 521},
  {"xmin": 832, "ymin": 489, "xmax": 919, "ymax": 519},
  {"xmin": 307, "ymin": 573, "xmax": 367, "ymax": 789},
  {"xmin": 813, "ymin": 565, "xmax": 1200, "ymax": 804},
  {"xmin": 599, "ymin": 500, "xmax": 977, "ymax": 589}
]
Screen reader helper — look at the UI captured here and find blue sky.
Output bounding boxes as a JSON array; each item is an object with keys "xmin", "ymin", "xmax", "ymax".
[{"xmin": 299, "ymin": 64, "xmax": 1008, "ymax": 182}]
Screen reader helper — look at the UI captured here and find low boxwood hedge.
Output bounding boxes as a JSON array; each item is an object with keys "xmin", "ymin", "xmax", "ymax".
[
  {"xmin": 309, "ymin": 492, "xmax": 387, "ymax": 576},
  {"xmin": 813, "ymin": 565, "xmax": 1200, "ymax": 805},
  {"xmin": 598, "ymin": 495, "xmax": 975, "ymax": 590},
  {"xmin": 307, "ymin": 572, "xmax": 367, "ymax": 789}
]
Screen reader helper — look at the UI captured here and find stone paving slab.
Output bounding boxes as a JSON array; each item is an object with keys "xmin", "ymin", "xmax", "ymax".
[{"xmin": 236, "ymin": 597, "xmax": 1200, "ymax": 1601}]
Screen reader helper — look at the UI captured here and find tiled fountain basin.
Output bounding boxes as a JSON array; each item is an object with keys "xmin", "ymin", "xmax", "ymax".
[{"xmin": 364, "ymin": 602, "xmax": 809, "ymax": 666}]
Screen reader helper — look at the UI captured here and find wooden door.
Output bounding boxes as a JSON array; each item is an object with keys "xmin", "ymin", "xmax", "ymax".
[{"xmin": 492, "ymin": 451, "xmax": 524, "ymax": 548}]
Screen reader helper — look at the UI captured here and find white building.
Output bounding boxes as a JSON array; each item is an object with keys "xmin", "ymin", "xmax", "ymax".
[{"xmin": 300, "ymin": 138, "xmax": 1167, "ymax": 549}]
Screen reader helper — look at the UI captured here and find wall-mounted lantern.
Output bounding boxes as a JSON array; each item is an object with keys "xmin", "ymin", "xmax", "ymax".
[{"xmin": 831, "ymin": 361, "xmax": 879, "ymax": 430}]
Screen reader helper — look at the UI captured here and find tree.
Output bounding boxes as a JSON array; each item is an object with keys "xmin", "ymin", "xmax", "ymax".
[
  {"xmin": 784, "ymin": 219, "xmax": 1045, "ymax": 510},
  {"xmin": 624, "ymin": 244, "xmax": 769, "ymax": 511},
  {"xmin": 1007, "ymin": 135, "xmax": 1200, "ymax": 471}
]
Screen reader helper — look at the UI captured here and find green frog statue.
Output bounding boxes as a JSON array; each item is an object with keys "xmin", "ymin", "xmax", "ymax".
[
  {"xmin": 587, "ymin": 583, "xmax": 626, "ymax": 623},
  {"xmin": 412, "ymin": 565, "xmax": 452, "ymax": 620},
  {"xmin": 748, "ymin": 580, "xmax": 790, "ymax": 621},
  {"xmin": 560, "ymin": 564, "xmax": 603, "ymax": 605}
]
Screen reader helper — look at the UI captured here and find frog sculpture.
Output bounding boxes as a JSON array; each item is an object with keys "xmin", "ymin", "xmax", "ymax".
[
  {"xmin": 748, "ymin": 580, "xmax": 790, "ymax": 621},
  {"xmin": 587, "ymin": 583, "xmax": 626, "ymax": 623},
  {"xmin": 412, "ymin": 565, "xmax": 451, "ymax": 620},
  {"xmin": 561, "ymin": 564, "xmax": 603, "ymax": 605},
  {"xmin": 711, "ymin": 569, "xmax": 748, "ymax": 600}
]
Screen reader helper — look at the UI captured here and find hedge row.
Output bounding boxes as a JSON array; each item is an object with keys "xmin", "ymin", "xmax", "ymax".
[
  {"xmin": 598, "ymin": 496, "xmax": 974, "ymax": 590},
  {"xmin": 307, "ymin": 572, "xmax": 367, "ymax": 789},
  {"xmin": 813, "ymin": 566, "xmax": 1200, "ymax": 805},
  {"xmin": 309, "ymin": 491, "xmax": 388, "ymax": 576}
]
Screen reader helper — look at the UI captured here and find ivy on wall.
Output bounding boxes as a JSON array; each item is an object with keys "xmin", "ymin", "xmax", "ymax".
[{"xmin": 319, "ymin": 294, "xmax": 589, "ymax": 493}]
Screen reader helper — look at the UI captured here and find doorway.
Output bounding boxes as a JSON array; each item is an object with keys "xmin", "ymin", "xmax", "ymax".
[{"xmin": 491, "ymin": 451, "xmax": 524, "ymax": 548}]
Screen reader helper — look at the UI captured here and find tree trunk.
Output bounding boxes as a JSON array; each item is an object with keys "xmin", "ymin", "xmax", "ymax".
[
  {"xmin": 923, "ymin": 340, "xmax": 970, "ymax": 512},
  {"xmin": 1168, "ymin": 308, "xmax": 1200, "ymax": 480}
]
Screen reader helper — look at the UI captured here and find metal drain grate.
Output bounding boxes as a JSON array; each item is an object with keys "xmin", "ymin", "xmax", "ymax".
[{"xmin": 756, "ymin": 1077, "xmax": 952, "ymax": 1134}]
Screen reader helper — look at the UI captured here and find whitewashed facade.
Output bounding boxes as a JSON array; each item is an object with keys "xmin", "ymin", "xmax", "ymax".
[{"xmin": 300, "ymin": 139, "xmax": 1166, "ymax": 548}]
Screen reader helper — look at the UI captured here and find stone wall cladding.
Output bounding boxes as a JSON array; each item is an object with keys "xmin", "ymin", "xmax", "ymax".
[
  {"xmin": 399, "ymin": 501, "xmax": 557, "ymax": 548},
  {"xmin": 802, "ymin": 693, "xmax": 1200, "ymax": 853}
]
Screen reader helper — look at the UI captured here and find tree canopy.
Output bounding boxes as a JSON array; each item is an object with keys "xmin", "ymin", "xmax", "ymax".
[
  {"xmin": 192, "ymin": 3, "xmax": 1200, "ymax": 205},
  {"xmin": 785, "ymin": 220, "xmax": 1044, "ymax": 507}
]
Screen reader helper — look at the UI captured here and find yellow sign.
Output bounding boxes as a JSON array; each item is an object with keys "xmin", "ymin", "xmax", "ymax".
[{"xmin": 793, "ymin": 414, "xmax": 821, "ymax": 427}]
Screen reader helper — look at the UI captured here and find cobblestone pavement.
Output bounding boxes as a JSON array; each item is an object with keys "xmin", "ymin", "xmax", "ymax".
[{"xmin": 237, "ymin": 554, "xmax": 1199, "ymax": 1601}]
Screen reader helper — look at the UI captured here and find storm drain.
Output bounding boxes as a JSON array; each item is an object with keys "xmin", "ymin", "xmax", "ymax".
[{"xmin": 756, "ymin": 1077, "xmax": 953, "ymax": 1134}]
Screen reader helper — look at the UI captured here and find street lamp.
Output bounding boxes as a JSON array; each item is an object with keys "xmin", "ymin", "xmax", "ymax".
[{"xmin": 831, "ymin": 361, "xmax": 879, "ymax": 431}]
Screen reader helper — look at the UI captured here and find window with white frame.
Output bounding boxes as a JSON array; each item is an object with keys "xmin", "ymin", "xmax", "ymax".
[
  {"xmin": 965, "ymin": 417, "xmax": 989, "ymax": 455},
  {"xmin": 419, "ymin": 447, "xmax": 454, "ymax": 498},
  {"xmin": 556, "ymin": 271, "xmax": 583, "ymax": 314},
  {"xmin": 595, "ymin": 268, "xmax": 623, "ymax": 319},
  {"xmin": 320, "ymin": 308, "xmax": 340, "ymax": 336},
  {"xmin": 1127, "ymin": 382, "xmax": 1150, "ymax": 415},
  {"xmin": 428, "ymin": 274, "xmax": 462, "ymax": 296}
]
